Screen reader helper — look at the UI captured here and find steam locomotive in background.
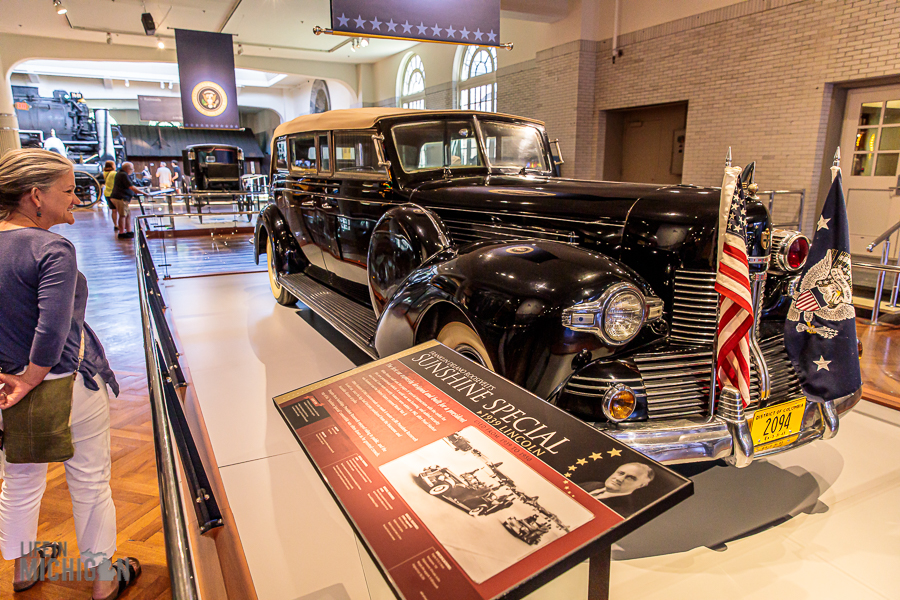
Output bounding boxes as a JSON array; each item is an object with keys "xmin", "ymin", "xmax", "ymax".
[{"xmin": 13, "ymin": 85, "xmax": 127, "ymax": 205}]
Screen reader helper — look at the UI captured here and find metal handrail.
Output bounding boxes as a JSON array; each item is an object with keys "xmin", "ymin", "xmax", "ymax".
[
  {"xmin": 866, "ymin": 218, "xmax": 900, "ymax": 252},
  {"xmin": 134, "ymin": 227, "xmax": 199, "ymax": 600},
  {"xmin": 761, "ymin": 189, "xmax": 805, "ymax": 230},
  {"xmin": 853, "ymin": 261, "xmax": 900, "ymax": 274}
]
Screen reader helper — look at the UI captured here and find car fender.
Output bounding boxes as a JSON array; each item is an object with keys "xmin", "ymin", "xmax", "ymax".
[
  {"xmin": 375, "ymin": 240, "xmax": 661, "ymax": 393},
  {"xmin": 367, "ymin": 203, "xmax": 451, "ymax": 318},
  {"xmin": 254, "ymin": 203, "xmax": 305, "ymax": 273}
]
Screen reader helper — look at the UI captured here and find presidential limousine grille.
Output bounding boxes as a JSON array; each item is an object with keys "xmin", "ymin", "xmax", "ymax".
[
  {"xmin": 632, "ymin": 348, "xmax": 711, "ymax": 419},
  {"xmin": 442, "ymin": 219, "xmax": 578, "ymax": 246},
  {"xmin": 562, "ymin": 375, "xmax": 647, "ymax": 404},
  {"xmin": 760, "ymin": 334, "xmax": 804, "ymax": 405},
  {"xmin": 670, "ymin": 270, "xmax": 719, "ymax": 345}
]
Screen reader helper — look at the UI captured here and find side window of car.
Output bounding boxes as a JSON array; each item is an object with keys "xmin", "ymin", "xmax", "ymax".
[
  {"xmin": 275, "ymin": 138, "xmax": 288, "ymax": 170},
  {"xmin": 318, "ymin": 133, "xmax": 331, "ymax": 174},
  {"xmin": 334, "ymin": 130, "xmax": 385, "ymax": 177},
  {"xmin": 289, "ymin": 134, "xmax": 317, "ymax": 174}
]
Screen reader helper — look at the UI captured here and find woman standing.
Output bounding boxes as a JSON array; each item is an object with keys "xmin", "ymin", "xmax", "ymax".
[
  {"xmin": 101, "ymin": 160, "xmax": 118, "ymax": 231},
  {"xmin": 0, "ymin": 149, "xmax": 141, "ymax": 599}
]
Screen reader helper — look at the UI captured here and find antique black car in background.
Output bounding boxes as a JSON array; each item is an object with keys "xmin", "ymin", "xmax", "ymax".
[
  {"xmin": 183, "ymin": 143, "xmax": 244, "ymax": 193},
  {"xmin": 255, "ymin": 108, "xmax": 861, "ymax": 466}
]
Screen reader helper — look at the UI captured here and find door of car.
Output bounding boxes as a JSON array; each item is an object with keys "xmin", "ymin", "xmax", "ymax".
[
  {"xmin": 321, "ymin": 129, "xmax": 397, "ymax": 305},
  {"xmin": 287, "ymin": 133, "xmax": 328, "ymax": 272}
]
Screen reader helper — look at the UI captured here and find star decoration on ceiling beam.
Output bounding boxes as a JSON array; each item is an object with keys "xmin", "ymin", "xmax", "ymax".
[{"xmin": 370, "ymin": 17, "xmax": 382, "ymax": 30}]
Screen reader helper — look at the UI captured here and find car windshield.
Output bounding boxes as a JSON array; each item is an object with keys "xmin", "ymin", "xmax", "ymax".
[
  {"xmin": 392, "ymin": 120, "xmax": 484, "ymax": 173},
  {"xmin": 480, "ymin": 121, "xmax": 549, "ymax": 173},
  {"xmin": 390, "ymin": 118, "xmax": 549, "ymax": 174}
]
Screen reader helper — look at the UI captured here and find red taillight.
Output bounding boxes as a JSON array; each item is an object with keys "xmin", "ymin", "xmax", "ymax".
[{"xmin": 787, "ymin": 237, "xmax": 809, "ymax": 270}]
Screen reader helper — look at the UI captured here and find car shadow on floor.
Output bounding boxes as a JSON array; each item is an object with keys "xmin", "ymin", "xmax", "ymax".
[{"xmin": 612, "ymin": 446, "xmax": 842, "ymax": 559}]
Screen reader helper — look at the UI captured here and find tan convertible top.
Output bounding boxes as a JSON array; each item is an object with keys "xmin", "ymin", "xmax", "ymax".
[{"xmin": 272, "ymin": 107, "xmax": 544, "ymax": 140}]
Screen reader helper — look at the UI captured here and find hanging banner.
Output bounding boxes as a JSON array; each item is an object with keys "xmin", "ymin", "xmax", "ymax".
[
  {"xmin": 174, "ymin": 29, "xmax": 240, "ymax": 129},
  {"xmin": 330, "ymin": 0, "xmax": 501, "ymax": 46},
  {"xmin": 137, "ymin": 96, "xmax": 184, "ymax": 123}
]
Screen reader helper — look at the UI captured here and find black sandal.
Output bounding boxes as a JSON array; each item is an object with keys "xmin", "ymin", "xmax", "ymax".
[
  {"xmin": 13, "ymin": 542, "xmax": 61, "ymax": 592},
  {"xmin": 92, "ymin": 557, "xmax": 141, "ymax": 600}
]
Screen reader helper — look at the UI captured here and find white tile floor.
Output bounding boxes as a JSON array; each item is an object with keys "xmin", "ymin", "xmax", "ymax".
[{"xmin": 165, "ymin": 272, "xmax": 900, "ymax": 600}]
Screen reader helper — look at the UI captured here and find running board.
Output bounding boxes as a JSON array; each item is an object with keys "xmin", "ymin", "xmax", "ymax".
[{"xmin": 279, "ymin": 273, "xmax": 379, "ymax": 359}]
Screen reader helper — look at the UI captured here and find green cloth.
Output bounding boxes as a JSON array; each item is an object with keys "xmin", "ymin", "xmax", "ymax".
[{"xmin": 2, "ymin": 375, "xmax": 75, "ymax": 464}]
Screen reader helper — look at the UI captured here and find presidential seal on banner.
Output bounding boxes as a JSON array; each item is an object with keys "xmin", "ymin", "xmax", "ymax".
[{"xmin": 191, "ymin": 81, "xmax": 228, "ymax": 118}]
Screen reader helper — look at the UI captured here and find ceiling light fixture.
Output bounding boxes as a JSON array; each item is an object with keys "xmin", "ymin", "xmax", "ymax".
[
  {"xmin": 160, "ymin": 81, "xmax": 165, "ymax": 89},
  {"xmin": 168, "ymin": 82, "xmax": 173, "ymax": 90},
  {"xmin": 359, "ymin": 38, "xmax": 369, "ymax": 48},
  {"xmin": 350, "ymin": 37, "xmax": 369, "ymax": 51},
  {"xmin": 106, "ymin": 32, "xmax": 112, "ymax": 44},
  {"xmin": 157, "ymin": 38, "xmax": 165, "ymax": 49},
  {"xmin": 237, "ymin": 44, "xmax": 243, "ymax": 55},
  {"xmin": 124, "ymin": 79, "xmax": 130, "ymax": 87},
  {"xmin": 53, "ymin": 0, "xmax": 67, "ymax": 15}
]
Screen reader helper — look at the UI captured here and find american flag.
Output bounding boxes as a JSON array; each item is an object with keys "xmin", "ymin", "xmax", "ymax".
[{"xmin": 715, "ymin": 176, "xmax": 754, "ymax": 406}]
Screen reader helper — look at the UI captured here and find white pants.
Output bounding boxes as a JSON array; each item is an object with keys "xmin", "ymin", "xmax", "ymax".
[{"xmin": 0, "ymin": 374, "xmax": 116, "ymax": 561}]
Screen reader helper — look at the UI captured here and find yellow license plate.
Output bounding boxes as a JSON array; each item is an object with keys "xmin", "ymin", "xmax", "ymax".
[{"xmin": 750, "ymin": 397, "xmax": 806, "ymax": 450}]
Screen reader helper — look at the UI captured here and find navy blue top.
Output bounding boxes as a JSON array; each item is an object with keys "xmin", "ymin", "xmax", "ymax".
[{"xmin": 0, "ymin": 228, "xmax": 118, "ymax": 395}]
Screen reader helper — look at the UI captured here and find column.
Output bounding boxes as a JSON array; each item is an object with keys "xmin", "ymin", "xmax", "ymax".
[{"xmin": 0, "ymin": 50, "xmax": 21, "ymax": 156}]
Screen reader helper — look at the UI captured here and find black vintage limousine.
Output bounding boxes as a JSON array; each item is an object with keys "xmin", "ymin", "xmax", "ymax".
[{"xmin": 255, "ymin": 108, "xmax": 859, "ymax": 466}]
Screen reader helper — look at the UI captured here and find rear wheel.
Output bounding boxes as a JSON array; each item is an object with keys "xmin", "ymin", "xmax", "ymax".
[
  {"xmin": 73, "ymin": 172, "xmax": 101, "ymax": 208},
  {"xmin": 266, "ymin": 236, "xmax": 297, "ymax": 306},
  {"xmin": 436, "ymin": 321, "xmax": 495, "ymax": 371}
]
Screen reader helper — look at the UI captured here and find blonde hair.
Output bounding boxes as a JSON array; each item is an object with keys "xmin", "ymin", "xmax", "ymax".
[{"xmin": 0, "ymin": 149, "xmax": 73, "ymax": 220}]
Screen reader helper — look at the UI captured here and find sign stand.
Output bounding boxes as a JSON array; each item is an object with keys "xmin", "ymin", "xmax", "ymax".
[{"xmin": 588, "ymin": 547, "xmax": 611, "ymax": 600}]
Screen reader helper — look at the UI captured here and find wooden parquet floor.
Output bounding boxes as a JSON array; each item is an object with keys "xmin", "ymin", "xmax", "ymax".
[{"xmin": 0, "ymin": 207, "xmax": 170, "ymax": 599}]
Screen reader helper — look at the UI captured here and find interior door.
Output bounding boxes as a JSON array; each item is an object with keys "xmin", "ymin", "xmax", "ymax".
[{"xmin": 840, "ymin": 86, "xmax": 900, "ymax": 258}]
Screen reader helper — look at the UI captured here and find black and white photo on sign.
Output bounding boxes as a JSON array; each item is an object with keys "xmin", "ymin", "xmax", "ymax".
[
  {"xmin": 571, "ymin": 460, "xmax": 657, "ymax": 519},
  {"xmin": 379, "ymin": 427, "xmax": 593, "ymax": 584}
]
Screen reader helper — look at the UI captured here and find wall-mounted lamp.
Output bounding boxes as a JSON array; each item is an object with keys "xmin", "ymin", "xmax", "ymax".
[
  {"xmin": 157, "ymin": 38, "xmax": 165, "ymax": 49},
  {"xmin": 106, "ymin": 32, "xmax": 112, "ymax": 44},
  {"xmin": 237, "ymin": 44, "xmax": 244, "ymax": 55},
  {"xmin": 53, "ymin": 0, "xmax": 67, "ymax": 15}
]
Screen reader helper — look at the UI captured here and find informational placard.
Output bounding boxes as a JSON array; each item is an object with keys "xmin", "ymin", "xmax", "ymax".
[
  {"xmin": 275, "ymin": 341, "xmax": 691, "ymax": 600},
  {"xmin": 174, "ymin": 29, "xmax": 240, "ymax": 129},
  {"xmin": 330, "ymin": 0, "xmax": 501, "ymax": 46},
  {"xmin": 137, "ymin": 96, "xmax": 184, "ymax": 123}
]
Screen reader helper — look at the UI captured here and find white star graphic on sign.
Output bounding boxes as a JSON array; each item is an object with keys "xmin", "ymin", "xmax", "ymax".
[
  {"xmin": 817, "ymin": 215, "xmax": 830, "ymax": 231},
  {"xmin": 474, "ymin": 28, "xmax": 483, "ymax": 40},
  {"xmin": 402, "ymin": 21, "xmax": 412, "ymax": 33},
  {"xmin": 337, "ymin": 14, "xmax": 349, "ymax": 27},
  {"xmin": 370, "ymin": 17, "xmax": 382, "ymax": 30},
  {"xmin": 386, "ymin": 19, "xmax": 397, "ymax": 32},
  {"xmin": 487, "ymin": 29, "xmax": 497, "ymax": 42},
  {"xmin": 814, "ymin": 355, "xmax": 831, "ymax": 371},
  {"xmin": 445, "ymin": 25, "xmax": 456, "ymax": 38},
  {"xmin": 459, "ymin": 27, "xmax": 470, "ymax": 39},
  {"xmin": 431, "ymin": 24, "xmax": 442, "ymax": 36},
  {"xmin": 354, "ymin": 15, "xmax": 366, "ymax": 28},
  {"xmin": 416, "ymin": 22, "xmax": 428, "ymax": 35}
]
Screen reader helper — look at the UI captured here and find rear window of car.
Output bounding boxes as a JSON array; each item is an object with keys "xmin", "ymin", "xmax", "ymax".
[
  {"xmin": 289, "ymin": 134, "xmax": 317, "ymax": 173},
  {"xmin": 334, "ymin": 130, "xmax": 383, "ymax": 176},
  {"xmin": 275, "ymin": 138, "xmax": 288, "ymax": 170}
]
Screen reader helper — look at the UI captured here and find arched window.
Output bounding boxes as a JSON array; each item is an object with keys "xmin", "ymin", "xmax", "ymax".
[
  {"xmin": 400, "ymin": 54, "xmax": 426, "ymax": 109},
  {"xmin": 458, "ymin": 46, "xmax": 497, "ymax": 112}
]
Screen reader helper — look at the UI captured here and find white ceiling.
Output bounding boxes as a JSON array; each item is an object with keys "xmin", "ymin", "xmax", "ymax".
[{"xmin": 0, "ymin": 0, "xmax": 422, "ymax": 63}]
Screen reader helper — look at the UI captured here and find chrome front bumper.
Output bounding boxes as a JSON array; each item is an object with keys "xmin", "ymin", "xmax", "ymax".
[{"xmin": 602, "ymin": 388, "xmax": 861, "ymax": 465}]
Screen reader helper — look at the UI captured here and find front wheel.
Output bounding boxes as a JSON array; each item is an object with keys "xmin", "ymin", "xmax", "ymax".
[
  {"xmin": 436, "ymin": 321, "xmax": 495, "ymax": 371},
  {"xmin": 266, "ymin": 236, "xmax": 297, "ymax": 306}
]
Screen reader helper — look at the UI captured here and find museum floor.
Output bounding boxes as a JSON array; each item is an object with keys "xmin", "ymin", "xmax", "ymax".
[{"xmin": 1, "ymin": 206, "xmax": 898, "ymax": 599}]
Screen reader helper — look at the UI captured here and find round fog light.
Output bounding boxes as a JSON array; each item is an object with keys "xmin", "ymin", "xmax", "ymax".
[{"xmin": 602, "ymin": 384, "xmax": 637, "ymax": 422}]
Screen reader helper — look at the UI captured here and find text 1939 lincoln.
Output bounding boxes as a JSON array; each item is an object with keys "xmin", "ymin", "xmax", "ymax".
[{"xmin": 255, "ymin": 108, "xmax": 860, "ymax": 466}]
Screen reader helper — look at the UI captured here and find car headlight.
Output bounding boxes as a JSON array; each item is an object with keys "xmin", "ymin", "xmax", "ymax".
[{"xmin": 562, "ymin": 282, "xmax": 659, "ymax": 345}]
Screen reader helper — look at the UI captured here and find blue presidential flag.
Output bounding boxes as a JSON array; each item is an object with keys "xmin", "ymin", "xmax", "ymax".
[{"xmin": 784, "ymin": 171, "xmax": 861, "ymax": 402}]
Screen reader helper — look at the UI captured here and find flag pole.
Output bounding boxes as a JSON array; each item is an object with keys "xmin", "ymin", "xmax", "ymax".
[
  {"xmin": 725, "ymin": 146, "xmax": 732, "ymax": 168},
  {"xmin": 832, "ymin": 147, "xmax": 841, "ymax": 182}
]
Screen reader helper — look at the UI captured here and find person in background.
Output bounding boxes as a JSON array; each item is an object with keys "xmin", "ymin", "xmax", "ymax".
[
  {"xmin": 109, "ymin": 162, "xmax": 141, "ymax": 239},
  {"xmin": 101, "ymin": 160, "xmax": 118, "ymax": 231},
  {"xmin": 139, "ymin": 165, "xmax": 151, "ymax": 187},
  {"xmin": 0, "ymin": 148, "xmax": 141, "ymax": 599},
  {"xmin": 171, "ymin": 161, "xmax": 182, "ymax": 192},
  {"xmin": 155, "ymin": 161, "xmax": 172, "ymax": 190}
]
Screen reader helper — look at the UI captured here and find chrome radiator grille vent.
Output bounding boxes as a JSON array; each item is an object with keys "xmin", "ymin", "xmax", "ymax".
[
  {"xmin": 759, "ymin": 334, "xmax": 803, "ymax": 404},
  {"xmin": 562, "ymin": 375, "xmax": 646, "ymax": 404},
  {"xmin": 633, "ymin": 349, "xmax": 711, "ymax": 419},
  {"xmin": 670, "ymin": 270, "xmax": 718, "ymax": 344}
]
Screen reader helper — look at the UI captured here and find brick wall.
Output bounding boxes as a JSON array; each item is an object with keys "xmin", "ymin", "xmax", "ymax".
[{"xmin": 495, "ymin": 0, "xmax": 900, "ymax": 232}]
